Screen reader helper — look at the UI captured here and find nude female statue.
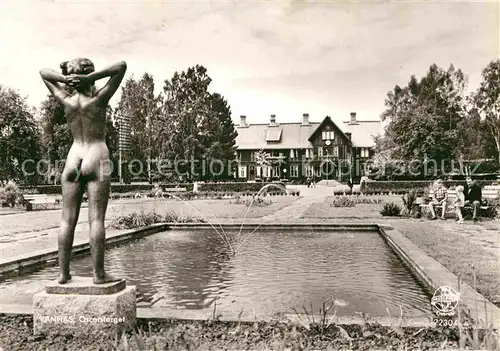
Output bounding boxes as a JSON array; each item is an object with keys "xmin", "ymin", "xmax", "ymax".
[{"xmin": 40, "ymin": 58, "xmax": 127, "ymax": 284}]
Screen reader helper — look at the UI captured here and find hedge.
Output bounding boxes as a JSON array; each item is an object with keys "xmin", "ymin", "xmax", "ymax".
[
  {"xmin": 198, "ymin": 182, "xmax": 286, "ymax": 193},
  {"xmin": 20, "ymin": 183, "xmax": 193, "ymax": 195},
  {"xmin": 20, "ymin": 182, "xmax": 284, "ymax": 195},
  {"xmin": 360, "ymin": 180, "xmax": 498, "ymax": 195}
]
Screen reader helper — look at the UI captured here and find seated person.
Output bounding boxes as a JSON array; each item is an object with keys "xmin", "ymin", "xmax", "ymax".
[
  {"xmin": 464, "ymin": 177, "xmax": 482, "ymax": 222},
  {"xmin": 429, "ymin": 179, "xmax": 448, "ymax": 220}
]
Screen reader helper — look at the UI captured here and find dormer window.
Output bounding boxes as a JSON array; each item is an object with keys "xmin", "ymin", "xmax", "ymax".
[
  {"xmin": 322, "ymin": 131, "xmax": 334, "ymax": 140},
  {"xmin": 266, "ymin": 128, "xmax": 282, "ymax": 143}
]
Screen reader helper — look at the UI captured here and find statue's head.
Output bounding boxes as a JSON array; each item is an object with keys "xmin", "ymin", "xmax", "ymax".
[
  {"xmin": 60, "ymin": 58, "xmax": 95, "ymax": 75},
  {"xmin": 60, "ymin": 58, "xmax": 96, "ymax": 94}
]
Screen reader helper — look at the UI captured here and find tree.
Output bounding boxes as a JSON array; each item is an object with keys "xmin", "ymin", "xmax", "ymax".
[
  {"xmin": 376, "ymin": 64, "xmax": 469, "ymax": 178},
  {"xmin": 0, "ymin": 86, "xmax": 41, "ymax": 183},
  {"xmin": 203, "ymin": 93, "xmax": 238, "ymax": 180},
  {"xmin": 115, "ymin": 73, "xmax": 162, "ymax": 182},
  {"xmin": 40, "ymin": 95, "xmax": 71, "ymax": 160},
  {"xmin": 471, "ymin": 59, "xmax": 500, "ymax": 165},
  {"xmin": 162, "ymin": 65, "xmax": 213, "ymax": 181}
]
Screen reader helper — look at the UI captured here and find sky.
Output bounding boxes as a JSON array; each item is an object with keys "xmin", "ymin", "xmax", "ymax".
[{"xmin": 0, "ymin": 0, "xmax": 498, "ymax": 126}]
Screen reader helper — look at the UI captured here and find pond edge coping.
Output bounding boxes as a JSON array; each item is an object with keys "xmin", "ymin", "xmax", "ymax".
[{"xmin": 0, "ymin": 222, "xmax": 498, "ymax": 329}]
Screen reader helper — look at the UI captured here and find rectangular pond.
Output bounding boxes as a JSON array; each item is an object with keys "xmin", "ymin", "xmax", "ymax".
[{"xmin": 0, "ymin": 228, "xmax": 432, "ymax": 319}]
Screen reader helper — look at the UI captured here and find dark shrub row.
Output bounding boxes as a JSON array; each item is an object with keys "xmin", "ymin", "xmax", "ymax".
[
  {"xmin": 20, "ymin": 183, "xmax": 194, "ymax": 194},
  {"xmin": 21, "ymin": 182, "xmax": 285, "ymax": 195},
  {"xmin": 198, "ymin": 182, "xmax": 286, "ymax": 193},
  {"xmin": 360, "ymin": 180, "xmax": 497, "ymax": 195}
]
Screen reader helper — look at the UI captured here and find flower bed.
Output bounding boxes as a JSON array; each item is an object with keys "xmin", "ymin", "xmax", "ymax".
[
  {"xmin": 109, "ymin": 209, "xmax": 206, "ymax": 229},
  {"xmin": 229, "ymin": 196, "xmax": 273, "ymax": 207},
  {"xmin": 330, "ymin": 196, "xmax": 383, "ymax": 208},
  {"xmin": 0, "ymin": 314, "xmax": 471, "ymax": 351}
]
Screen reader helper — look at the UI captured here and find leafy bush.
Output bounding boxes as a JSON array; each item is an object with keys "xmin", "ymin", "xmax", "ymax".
[
  {"xmin": 330, "ymin": 196, "xmax": 382, "ymax": 207},
  {"xmin": 401, "ymin": 190, "xmax": 418, "ymax": 213},
  {"xmin": 109, "ymin": 211, "xmax": 164, "ymax": 229},
  {"xmin": 0, "ymin": 181, "xmax": 24, "ymax": 207},
  {"xmin": 163, "ymin": 209, "xmax": 206, "ymax": 223},
  {"xmin": 109, "ymin": 210, "xmax": 206, "ymax": 229},
  {"xmin": 330, "ymin": 197, "xmax": 356, "ymax": 207},
  {"xmin": 380, "ymin": 202, "xmax": 402, "ymax": 216},
  {"xmin": 354, "ymin": 196, "xmax": 383, "ymax": 204},
  {"xmin": 229, "ymin": 196, "xmax": 272, "ymax": 207}
]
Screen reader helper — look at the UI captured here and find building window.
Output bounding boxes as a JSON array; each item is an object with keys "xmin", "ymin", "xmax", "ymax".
[
  {"xmin": 238, "ymin": 166, "xmax": 247, "ymax": 178},
  {"xmin": 290, "ymin": 165, "xmax": 299, "ymax": 177},
  {"xmin": 361, "ymin": 148, "xmax": 370, "ymax": 158},
  {"xmin": 290, "ymin": 149, "xmax": 295, "ymax": 159},
  {"xmin": 262, "ymin": 166, "xmax": 270, "ymax": 178},
  {"xmin": 318, "ymin": 147, "xmax": 323, "ymax": 157},
  {"xmin": 305, "ymin": 148, "xmax": 314, "ymax": 158},
  {"xmin": 333, "ymin": 146, "xmax": 339, "ymax": 157},
  {"xmin": 272, "ymin": 166, "xmax": 280, "ymax": 178},
  {"xmin": 256, "ymin": 166, "xmax": 261, "ymax": 177},
  {"xmin": 322, "ymin": 131, "xmax": 335, "ymax": 140},
  {"xmin": 305, "ymin": 165, "xmax": 314, "ymax": 177}
]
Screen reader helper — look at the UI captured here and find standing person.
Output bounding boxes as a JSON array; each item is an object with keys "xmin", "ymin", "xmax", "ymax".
[
  {"xmin": 454, "ymin": 185, "xmax": 465, "ymax": 224},
  {"xmin": 347, "ymin": 178, "xmax": 353, "ymax": 194},
  {"xmin": 40, "ymin": 58, "xmax": 127, "ymax": 284},
  {"xmin": 464, "ymin": 177, "xmax": 482, "ymax": 222},
  {"xmin": 306, "ymin": 177, "xmax": 311, "ymax": 188},
  {"xmin": 429, "ymin": 179, "xmax": 448, "ymax": 220}
]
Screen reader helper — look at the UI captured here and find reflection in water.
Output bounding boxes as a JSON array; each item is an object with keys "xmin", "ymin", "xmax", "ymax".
[{"xmin": 0, "ymin": 229, "xmax": 431, "ymax": 318}]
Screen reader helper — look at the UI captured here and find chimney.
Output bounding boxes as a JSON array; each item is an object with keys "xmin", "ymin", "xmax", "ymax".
[
  {"xmin": 239, "ymin": 115, "xmax": 248, "ymax": 127},
  {"xmin": 350, "ymin": 112, "xmax": 357, "ymax": 124},
  {"xmin": 345, "ymin": 132, "xmax": 352, "ymax": 141},
  {"xmin": 302, "ymin": 113, "xmax": 310, "ymax": 125},
  {"xmin": 269, "ymin": 114, "xmax": 277, "ymax": 126}
]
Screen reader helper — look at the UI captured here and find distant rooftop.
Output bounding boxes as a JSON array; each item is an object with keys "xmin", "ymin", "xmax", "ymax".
[{"xmin": 235, "ymin": 113, "xmax": 381, "ymax": 149}]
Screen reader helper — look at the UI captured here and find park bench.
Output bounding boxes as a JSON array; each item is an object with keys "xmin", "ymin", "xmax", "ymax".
[
  {"xmin": 148, "ymin": 187, "xmax": 187, "ymax": 199},
  {"xmin": 163, "ymin": 187, "xmax": 187, "ymax": 192},
  {"xmin": 23, "ymin": 194, "xmax": 61, "ymax": 211},
  {"xmin": 416, "ymin": 185, "xmax": 499, "ymax": 218}
]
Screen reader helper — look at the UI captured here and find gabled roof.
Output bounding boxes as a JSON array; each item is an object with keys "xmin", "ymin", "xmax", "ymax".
[
  {"xmin": 308, "ymin": 116, "xmax": 352, "ymax": 144},
  {"xmin": 235, "ymin": 116, "xmax": 381, "ymax": 150}
]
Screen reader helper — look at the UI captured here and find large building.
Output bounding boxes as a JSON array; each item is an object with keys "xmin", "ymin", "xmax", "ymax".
[{"xmin": 234, "ymin": 112, "xmax": 381, "ymax": 182}]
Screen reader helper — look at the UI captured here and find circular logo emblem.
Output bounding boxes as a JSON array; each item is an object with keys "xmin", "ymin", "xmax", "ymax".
[
  {"xmin": 431, "ymin": 286, "xmax": 460, "ymax": 316},
  {"xmin": 325, "ymin": 140, "xmax": 331, "ymax": 146}
]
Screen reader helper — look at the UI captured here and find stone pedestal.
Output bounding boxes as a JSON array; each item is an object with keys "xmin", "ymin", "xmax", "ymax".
[{"xmin": 33, "ymin": 277, "xmax": 136, "ymax": 337}]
